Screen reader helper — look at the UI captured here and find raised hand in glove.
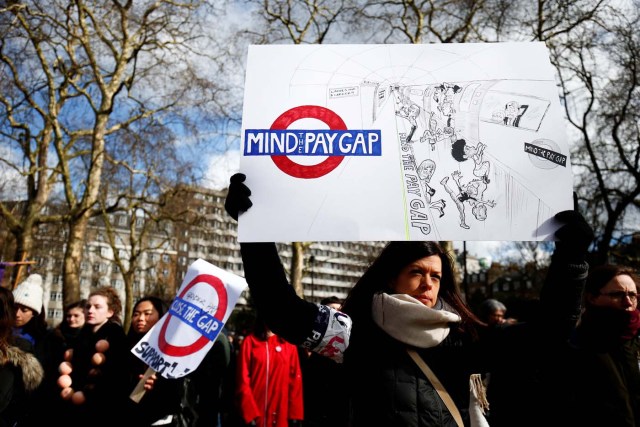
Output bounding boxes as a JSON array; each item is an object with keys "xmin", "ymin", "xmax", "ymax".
[
  {"xmin": 553, "ymin": 193, "xmax": 594, "ymax": 263},
  {"xmin": 225, "ymin": 173, "xmax": 253, "ymax": 221}
]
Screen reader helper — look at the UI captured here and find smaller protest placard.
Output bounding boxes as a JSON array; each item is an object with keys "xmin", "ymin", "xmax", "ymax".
[{"xmin": 130, "ymin": 259, "xmax": 246, "ymax": 401}]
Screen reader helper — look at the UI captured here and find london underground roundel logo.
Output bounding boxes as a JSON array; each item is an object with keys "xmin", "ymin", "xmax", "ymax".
[
  {"xmin": 158, "ymin": 274, "xmax": 228, "ymax": 357},
  {"xmin": 270, "ymin": 105, "xmax": 347, "ymax": 179}
]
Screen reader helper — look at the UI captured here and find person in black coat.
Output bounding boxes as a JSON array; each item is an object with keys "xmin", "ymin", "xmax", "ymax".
[
  {"xmin": 0, "ymin": 286, "xmax": 44, "ymax": 427},
  {"xmin": 61, "ymin": 287, "xmax": 129, "ymax": 427},
  {"xmin": 127, "ymin": 296, "xmax": 183, "ymax": 426},
  {"xmin": 567, "ymin": 264, "xmax": 640, "ymax": 426}
]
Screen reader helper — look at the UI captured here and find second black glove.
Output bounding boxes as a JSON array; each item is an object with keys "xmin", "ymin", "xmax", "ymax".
[{"xmin": 224, "ymin": 173, "xmax": 253, "ymax": 221}]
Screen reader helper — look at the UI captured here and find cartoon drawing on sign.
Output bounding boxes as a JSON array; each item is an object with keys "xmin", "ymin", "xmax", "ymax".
[
  {"xmin": 441, "ymin": 171, "xmax": 495, "ymax": 229},
  {"xmin": 417, "ymin": 159, "xmax": 437, "ymax": 198},
  {"xmin": 393, "ymin": 85, "xmax": 422, "ymax": 142},
  {"xmin": 416, "ymin": 159, "xmax": 447, "ymax": 218},
  {"xmin": 388, "ymin": 80, "xmax": 501, "ymax": 232},
  {"xmin": 451, "ymin": 140, "xmax": 491, "ymax": 184},
  {"xmin": 481, "ymin": 90, "xmax": 549, "ymax": 132},
  {"xmin": 420, "ymin": 111, "xmax": 456, "ymax": 150},
  {"xmin": 503, "ymin": 101, "xmax": 529, "ymax": 127},
  {"xmin": 240, "ymin": 44, "xmax": 575, "ymax": 242}
]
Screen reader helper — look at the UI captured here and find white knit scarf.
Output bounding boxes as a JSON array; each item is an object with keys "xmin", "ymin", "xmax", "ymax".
[
  {"xmin": 371, "ymin": 293, "xmax": 462, "ymax": 348},
  {"xmin": 372, "ymin": 293, "xmax": 490, "ymax": 426}
]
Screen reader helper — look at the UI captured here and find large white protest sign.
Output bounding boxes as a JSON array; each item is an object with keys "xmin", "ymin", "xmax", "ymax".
[
  {"xmin": 131, "ymin": 259, "xmax": 246, "ymax": 379},
  {"xmin": 239, "ymin": 42, "xmax": 573, "ymax": 242}
]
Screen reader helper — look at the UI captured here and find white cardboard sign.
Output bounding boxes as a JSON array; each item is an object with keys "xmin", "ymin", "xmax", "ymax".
[
  {"xmin": 239, "ymin": 42, "xmax": 573, "ymax": 242},
  {"xmin": 131, "ymin": 259, "xmax": 247, "ymax": 378}
]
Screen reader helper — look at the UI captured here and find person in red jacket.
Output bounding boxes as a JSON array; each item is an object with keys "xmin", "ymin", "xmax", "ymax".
[{"xmin": 236, "ymin": 316, "xmax": 303, "ymax": 427}]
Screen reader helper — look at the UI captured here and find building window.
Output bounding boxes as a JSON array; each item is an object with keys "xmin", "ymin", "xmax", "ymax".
[{"xmin": 49, "ymin": 291, "xmax": 63, "ymax": 301}]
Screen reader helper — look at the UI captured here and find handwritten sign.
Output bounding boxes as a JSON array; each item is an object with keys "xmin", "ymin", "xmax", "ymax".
[
  {"xmin": 239, "ymin": 43, "xmax": 574, "ymax": 242},
  {"xmin": 131, "ymin": 259, "xmax": 246, "ymax": 378}
]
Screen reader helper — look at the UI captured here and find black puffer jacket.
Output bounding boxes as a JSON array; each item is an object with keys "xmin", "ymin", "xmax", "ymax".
[
  {"xmin": 568, "ymin": 309, "xmax": 640, "ymax": 427},
  {"xmin": 346, "ymin": 321, "xmax": 484, "ymax": 427}
]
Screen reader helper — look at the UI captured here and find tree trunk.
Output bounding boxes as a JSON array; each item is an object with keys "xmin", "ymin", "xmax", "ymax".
[
  {"xmin": 123, "ymin": 269, "xmax": 136, "ymax": 332},
  {"xmin": 11, "ymin": 231, "xmax": 34, "ymax": 289},
  {"xmin": 63, "ymin": 217, "xmax": 89, "ymax": 306},
  {"xmin": 290, "ymin": 242, "xmax": 305, "ymax": 298}
]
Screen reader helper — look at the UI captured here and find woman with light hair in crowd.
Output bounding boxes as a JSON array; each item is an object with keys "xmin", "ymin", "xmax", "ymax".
[{"xmin": 61, "ymin": 287, "xmax": 129, "ymax": 427}]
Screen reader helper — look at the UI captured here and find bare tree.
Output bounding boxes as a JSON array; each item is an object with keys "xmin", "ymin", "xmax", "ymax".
[
  {"xmin": 355, "ymin": 0, "xmax": 490, "ymax": 44},
  {"xmin": 244, "ymin": 0, "xmax": 353, "ymax": 44},
  {"xmin": 0, "ymin": 1, "xmax": 231, "ymax": 302},
  {"xmin": 548, "ymin": 4, "xmax": 640, "ymax": 263},
  {"xmin": 97, "ymin": 120, "xmax": 200, "ymax": 330}
]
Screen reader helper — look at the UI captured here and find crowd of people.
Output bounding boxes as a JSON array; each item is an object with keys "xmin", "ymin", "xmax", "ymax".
[
  {"xmin": 0, "ymin": 171, "xmax": 638, "ymax": 427},
  {"xmin": 225, "ymin": 172, "xmax": 640, "ymax": 427}
]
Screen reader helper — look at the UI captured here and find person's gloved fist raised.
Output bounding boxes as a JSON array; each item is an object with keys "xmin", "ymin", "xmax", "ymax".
[
  {"xmin": 225, "ymin": 173, "xmax": 253, "ymax": 221},
  {"xmin": 554, "ymin": 209, "xmax": 594, "ymax": 263}
]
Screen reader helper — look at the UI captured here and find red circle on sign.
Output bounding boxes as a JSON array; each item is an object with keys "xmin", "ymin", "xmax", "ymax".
[
  {"xmin": 158, "ymin": 274, "xmax": 228, "ymax": 357},
  {"xmin": 270, "ymin": 105, "xmax": 347, "ymax": 179}
]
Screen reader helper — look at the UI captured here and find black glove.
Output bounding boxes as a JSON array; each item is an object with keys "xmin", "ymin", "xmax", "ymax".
[
  {"xmin": 224, "ymin": 173, "xmax": 253, "ymax": 221},
  {"xmin": 554, "ymin": 208, "xmax": 593, "ymax": 263},
  {"xmin": 288, "ymin": 421, "xmax": 302, "ymax": 427}
]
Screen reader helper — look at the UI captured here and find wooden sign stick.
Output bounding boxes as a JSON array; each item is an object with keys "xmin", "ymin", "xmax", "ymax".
[{"xmin": 129, "ymin": 366, "xmax": 156, "ymax": 403}]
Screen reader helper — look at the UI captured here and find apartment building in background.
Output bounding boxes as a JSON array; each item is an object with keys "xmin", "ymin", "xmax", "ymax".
[{"xmin": 1, "ymin": 187, "xmax": 386, "ymax": 327}]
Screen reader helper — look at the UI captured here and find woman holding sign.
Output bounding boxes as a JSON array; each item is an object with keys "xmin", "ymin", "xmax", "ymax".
[
  {"xmin": 127, "ymin": 296, "xmax": 183, "ymax": 426},
  {"xmin": 225, "ymin": 173, "xmax": 593, "ymax": 427}
]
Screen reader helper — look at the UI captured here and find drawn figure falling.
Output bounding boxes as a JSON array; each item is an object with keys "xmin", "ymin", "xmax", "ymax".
[
  {"xmin": 394, "ymin": 86, "xmax": 422, "ymax": 142},
  {"xmin": 440, "ymin": 171, "xmax": 495, "ymax": 229},
  {"xmin": 420, "ymin": 112, "xmax": 455, "ymax": 150},
  {"xmin": 433, "ymin": 83, "xmax": 461, "ymax": 118},
  {"xmin": 451, "ymin": 140, "xmax": 491, "ymax": 184},
  {"xmin": 417, "ymin": 159, "xmax": 437, "ymax": 197},
  {"xmin": 417, "ymin": 159, "xmax": 446, "ymax": 218}
]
